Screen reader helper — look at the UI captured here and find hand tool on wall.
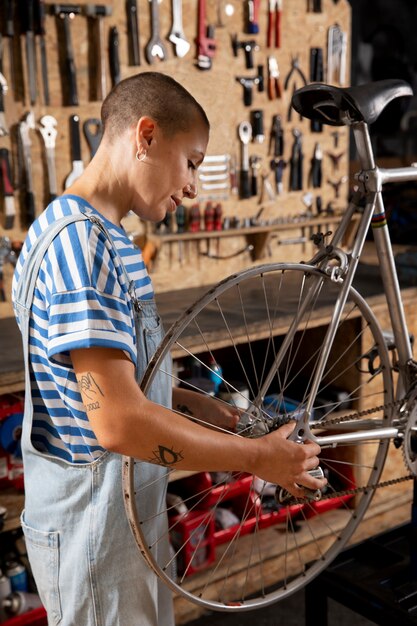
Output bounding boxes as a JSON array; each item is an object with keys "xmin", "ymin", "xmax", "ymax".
[
  {"xmin": 310, "ymin": 142, "xmax": 322, "ymax": 189},
  {"xmin": 39, "ymin": 115, "xmax": 58, "ymax": 202},
  {"xmin": 0, "ymin": 65, "xmax": 8, "ymax": 136},
  {"xmin": 251, "ymin": 110, "xmax": 264, "ymax": 144},
  {"xmin": 269, "ymin": 114, "xmax": 283, "ymax": 157},
  {"xmin": 109, "ymin": 26, "xmax": 121, "ymax": 86},
  {"xmin": 65, "ymin": 114, "xmax": 84, "ymax": 188},
  {"xmin": 327, "ymin": 23, "xmax": 347, "ymax": 85},
  {"xmin": 146, "ymin": 0, "xmax": 167, "ymax": 63},
  {"xmin": 83, "ymin": 118, "xmax": 103, "ymax": 158},
  {"xmin": 284, "ymin": 54, "xmax": 307, "ymax": 90},
  {"xmin": 50, "ymin": 4, "xmax": 81, "ymax": 106},
  {"xmin": 169, "ymin": 0, "xmax": 190, "ymax": 58},
  {"xmin": 267, "ymin": 0, "xmax": 282, "ymax": 48},
  {"xmin": 2, "ymin": 0, "xmax": 16, "ymax": 96},
  {"xmin": 34, "ymin": 0, "xmax": 50, "ymax": 105},
  {"xmin": 328, "ymin": 175, "xmax": 347, "ymax": 198},
  {"xmin": 0, "ymin": 148, "xmax": 16, "ymax": 229},
  {"xmin": 267, "ymin": 56, "xmax": 281, "ymax": 100},
  {"xmin": 249, "ymin": 155, "xmax": 261, "ymax": 196},
  {"xmin": 0, "ymin": 237, "xmax": 11, "ymax": 301},
  {"xmin": 231, "ymin": 35, "xmax": 259, "ymax": 69},
  {"xmin": 235, "ymin": 74, "xmax": 261, "ymax": 106},
  {"xmin": 238, "ymin": 121, "xmax": 252, "ymax": 199},
  {"xmin": 126, "ymin": 0, "xmax": 140, "ymax": 65},
  {"xmin": 327, "ymin": 150, "xmax": 344, "ymax": 172},
  {"xmin": 309, "ymin": 47, "xmax": 323, "ymax": 132},
  {"xmin": 247, "ymin": 0, "xmax": 261, "ymax": 34},
  {"xmin": 289, "ymin": 129, "xmax": 303, "ymax": 192},
  {"xmin": 196, "ymin": 0, "xmax": 216, "ymax": 70},
  {"xmin": 18, "ymin": 112, "xmax": 36, "ymax": 226},
  {"xmin": 307, "ymin": 0, "xmax": 322, "ymax": 11},
  {"xmin": 258, "ymin": 170, "xmax": 275, "ymax": 204},
  {"xmin": 270, "ymin": 157, "xmax": 286, "ymax": 195},
  {"xmin": 175, "ymin": 203, "xmax": 186, "ymax": 264},
  {"xmin": 85, "ymin": 4, "xmax": 112, "ymax": 101},
  {"xmin": 21, "ymin": 0, "xmax": 37, "ymax": 105}
]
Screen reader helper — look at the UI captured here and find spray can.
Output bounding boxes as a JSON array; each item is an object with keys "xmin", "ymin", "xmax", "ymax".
[
  {"xmin": 3, "ymin": 591, "xmax": 43, "ymax": 616},
  {"xmin": 5, "ymin": 561, "xmax": 28, "ymax": 592},
  {"xmin": 0, "ymin": 573, "xmax": 12, "ymax": 621}
]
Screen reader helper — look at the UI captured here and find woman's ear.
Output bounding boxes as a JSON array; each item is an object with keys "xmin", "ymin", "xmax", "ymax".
[{"xmin": 136, "ymin": 116, "xmax": 156, "ymax": 150}]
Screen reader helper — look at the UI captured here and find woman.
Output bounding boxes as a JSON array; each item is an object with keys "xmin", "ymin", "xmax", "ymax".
[{"xmin": 12, "ymin": 72, "xmax": 325, "ymax": 626}]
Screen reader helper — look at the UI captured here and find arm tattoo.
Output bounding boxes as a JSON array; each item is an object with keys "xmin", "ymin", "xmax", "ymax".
[
  {"xmin": 148, "ymin": 445, "xmax": 184, "ymax": 467},
  {"xmin": 176, "ymin": 404, "xmax": 194, "ymax": 417},
  {"xmin": 78, "ymin": 372, "xmax": 104, "ymax": 412}
]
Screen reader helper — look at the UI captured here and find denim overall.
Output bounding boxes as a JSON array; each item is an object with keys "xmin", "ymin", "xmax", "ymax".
[{"xmin": 14, "ymin": 213, "xmax": 175, "ymax": 626}]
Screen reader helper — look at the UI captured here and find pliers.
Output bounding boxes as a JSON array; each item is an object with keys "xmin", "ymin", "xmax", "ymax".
[
  {"xmin": 267, "ymin": 0, "xmax": 282, "ymax": 48},
  {"xmin": 267, "ymin": 56, "xmax": 282, "ymax": 99},
  {"xmin": 284, "ymin": 54, "xmax": 308, "ymax": 90}
]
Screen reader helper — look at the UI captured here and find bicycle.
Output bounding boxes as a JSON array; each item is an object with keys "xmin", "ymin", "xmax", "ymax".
[{"xmin": 122, "ymin": 78, "xmax": 417, "ymax": 614}]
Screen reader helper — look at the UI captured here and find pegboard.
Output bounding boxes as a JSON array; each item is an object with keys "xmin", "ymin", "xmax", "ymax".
[{"xmin": 0, "ymin": 0, "xmax": 351, "ymax": 315}]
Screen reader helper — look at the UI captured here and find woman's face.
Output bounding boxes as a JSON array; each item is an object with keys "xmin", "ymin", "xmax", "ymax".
[{"xmin": 131, "ymin": 116, "xmax": 209, "ymax": 223}]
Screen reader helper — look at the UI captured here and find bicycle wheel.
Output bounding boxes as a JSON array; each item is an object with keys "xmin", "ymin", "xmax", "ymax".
[{"xmin": 123, "ymin": 263, "xmax": 394, "ymax": 612}]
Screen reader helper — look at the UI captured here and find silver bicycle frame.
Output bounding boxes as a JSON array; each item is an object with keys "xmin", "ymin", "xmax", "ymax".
[{"xmin": 259, "ymin": 121, "xmax": 417, "ymax": 448}]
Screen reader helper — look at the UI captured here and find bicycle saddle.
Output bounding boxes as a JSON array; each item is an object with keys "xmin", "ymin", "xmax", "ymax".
[{"xmin": 291, "ymin": 79, "xmax": 413, "ymax": 126}]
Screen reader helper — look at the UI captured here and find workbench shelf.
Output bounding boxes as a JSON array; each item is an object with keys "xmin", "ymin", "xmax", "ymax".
[{"xmin": 148, "ymin": 212, "xmax": 361, "ymax": 262}]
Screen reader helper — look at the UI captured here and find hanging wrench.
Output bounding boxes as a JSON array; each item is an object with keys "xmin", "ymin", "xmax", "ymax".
[
  {"xmin": 238, "ymin": 121, "xmax": 252, "ymax": 199},
  {"xmin": 168, "ymin": 0, "xmax": 190, "ymax": 58},
  {"xmin": 19, "ymin": 112, "xmax": 36, "ymax": 226},
  {"xmin": 39, "ymin": 115, "xmax": 58, "ymax": 202},
  {"xmin": 145, "ymin": 0, "xmax": 168, "ymax": 63}
]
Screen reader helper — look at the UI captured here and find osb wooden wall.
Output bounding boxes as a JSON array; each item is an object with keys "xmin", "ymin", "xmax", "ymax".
[{"xmin": 0, "ymin": 0, "xmax": 351, "ymax": 319}]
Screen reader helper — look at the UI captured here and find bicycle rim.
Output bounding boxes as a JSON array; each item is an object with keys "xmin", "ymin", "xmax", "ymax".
[{"xmin": 123, "ymin": 263, "xmax": 394, "ymax": 612}]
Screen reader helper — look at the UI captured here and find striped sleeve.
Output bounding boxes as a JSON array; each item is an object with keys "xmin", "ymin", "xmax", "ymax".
[{"xmin": 44, "ymin": 219, "xmax": 136, "ymax": 364}]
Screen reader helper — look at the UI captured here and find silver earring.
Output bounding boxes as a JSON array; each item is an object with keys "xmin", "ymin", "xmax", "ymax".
[{"xmin": 136, "ymin": 150, "xmax": 147, "ymax": 162}]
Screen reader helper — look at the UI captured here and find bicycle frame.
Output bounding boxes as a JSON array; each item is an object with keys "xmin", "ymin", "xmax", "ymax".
[{"xmin": 266, "ymin": 120, "xmax": 417, "ymax": 449}]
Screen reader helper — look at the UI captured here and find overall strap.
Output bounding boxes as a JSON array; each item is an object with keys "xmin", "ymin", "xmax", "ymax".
[{"xmin": 14, "ymin": 213, "xmax": 90, "ymax": 314}]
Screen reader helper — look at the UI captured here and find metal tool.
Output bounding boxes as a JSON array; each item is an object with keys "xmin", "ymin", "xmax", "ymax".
[
  {"xmin": 231, "ymin": 35, "xmax": 259, "ymax": 69},
  {"xmin": 0, "ymin": 237, "xmax": 12, "ymax": 301},
  {"xmin": 109, "ymin": 26, "xmax": 121, "ymax": 86},
  {"xmin": 85, "ymin": 4, "xmax": 112, "ymax": 101},
  {"xmin": 83, "ymin": 118, "xmax": 103, "ymax": 158},
  {"xmin": 34, "ymin": 0, "xmax": 50, "ymax": 105},
  {"xmin": 238, "ymin": 121, "xmax": 252, "ymax": 199},
  {"xmin": 267, "ymin": 56, "xmax": 281, "ymax": 99},
  {"xmin": 289, "ymin": 128, "xmax": 303, "ymax": 191},
  {"xmin": 0, "ymin": 65, "xmax": 8, "ymax": 136},
  {"xmin": 126, "ymin": 0, "xmax": 141, "ymax": 65},
  {"xmin": 22, "ymin": 0, "xmax": 37, "ymax": 105},
  {"xmin": 267, "ymin": 0, "xmax": 282, "ymax": 48},
  {"xmin": 247, "ymin": 0, "xmax": 261, "ymax": 34},
  {"xmin": 18, "ymin": 112, "xmax": 36, "ymax": 226},
  {"xmin": 196, "ymin": 0, "xmax": 216, "ymax": 70},
  {"xmin": 0, "ymin": 148, "xmax": 16, "ymax": 229},
  {"xmin": 269, "ymin": 114, "xmax": 284, "ymax": 157},
  {"xmin": 236, "ymin": 75, "xmax": 261, "ymax": 107},
  {"xmin": 146, "ymin": 0, "xmax": 167, "ymax": 63},
  {"xmin": 270, "ymin": 157, "xmax": 286, "ymax": 194},
  {"xmin": 251, "ymin": 110, "xmax": 264, "ymax": 143},
  {"xmin": 2, "ymin": 1, "xmax": 15, "ymax": 96},
  {"xmin": 39, "ymin": 115, "xmax": 58, "ymax": 202},
  {"xmin": 51, "ymin": 4, "xmax": 81, "ymax": 106},
  {"xmin": 327, "ymin": 23, "xmax": 347, "ymax": 85},
  {"xmin": 169, "ymin": 0, "xmax": 190, "ymax": 58},
  {"xmin": 65, "ymin": 114, "xmax": 84, "ymax": 188},
  {"xmin": 284, "ymin": 54, "xmax": 307, "ymax": 90}
]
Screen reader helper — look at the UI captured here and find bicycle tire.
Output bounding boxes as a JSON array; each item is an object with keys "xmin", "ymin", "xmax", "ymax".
[{"xmin": 123, "ymin": 263, "xmax": 394, "ymax": 612}]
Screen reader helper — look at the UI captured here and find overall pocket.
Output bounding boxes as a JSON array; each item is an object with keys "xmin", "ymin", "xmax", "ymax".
[{"xmin": 21, "ymin": 511, "xmax": 62, "ymax": 625}]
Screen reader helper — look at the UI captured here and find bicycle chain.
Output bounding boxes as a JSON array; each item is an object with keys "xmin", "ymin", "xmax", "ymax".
[{"xmin": 273, "ymin": 398, "xmax": 414, "ymax": 503}]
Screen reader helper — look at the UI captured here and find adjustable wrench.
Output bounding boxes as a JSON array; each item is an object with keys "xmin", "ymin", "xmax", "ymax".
[
  {"xmin": 39, "ymin": 115, "xmax": 58, "ymax": 202},
  {"xmin": 19, "ymin": 112, "xmax": 36, "ymax": 225},
  {"xmin": 65, "ymin": 114, "xmax": 84, "ymax": 188},
  {"xmin": 168, "ymin": 0, "xmax": 190, "ymax": 58},
  {"xmin": 145, "ymin": 0, "xmax": 167, "ymax": 63}
]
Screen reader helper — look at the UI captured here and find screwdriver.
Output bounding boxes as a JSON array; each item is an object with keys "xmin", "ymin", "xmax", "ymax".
[{"xmin": 175, "ymin": 204, "xmax": 186, "ymax": 264}]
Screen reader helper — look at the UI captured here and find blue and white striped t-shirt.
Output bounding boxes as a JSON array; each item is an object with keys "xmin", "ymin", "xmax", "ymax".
[{"xmin": 12, "ymin": 195, "xmax": 153, "ymax": 463}]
